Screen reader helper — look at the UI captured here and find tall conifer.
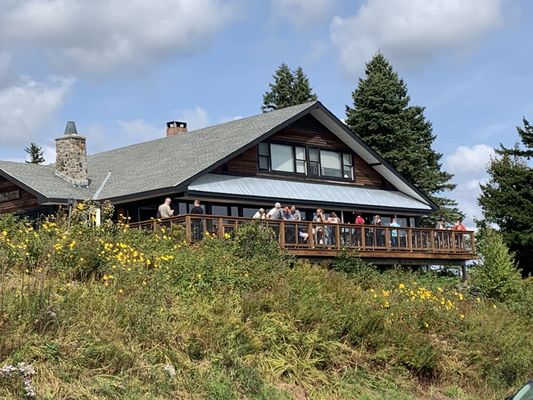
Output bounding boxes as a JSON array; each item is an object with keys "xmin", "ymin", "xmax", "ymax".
[
  {"xmin": 346, "ymin": 53, "xmax": 459, "ymax": 223},
  {"xmin": 262, "ymin": 64, "xmax": 317, "ymax": 112},
  {"xmin": 479, "ymin": 118, "xmax": 533, "ymax": 276}
]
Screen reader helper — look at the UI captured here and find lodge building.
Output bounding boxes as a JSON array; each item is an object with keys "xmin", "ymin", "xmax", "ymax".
[{"xmin": 0, "ymin": 101, "xmax": 474, "ymax": 264}]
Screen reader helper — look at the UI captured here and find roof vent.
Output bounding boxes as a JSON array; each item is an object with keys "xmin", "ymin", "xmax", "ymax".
[
  {"xmin": 64, "ymin": 120, "xmax": 78, "ymax": 135},
  {"xmin": 166, "ymin": 121, "xmax": 187, "ymax": 137}
]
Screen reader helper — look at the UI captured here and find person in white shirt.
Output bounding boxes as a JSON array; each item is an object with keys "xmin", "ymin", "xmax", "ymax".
[
  {"xmin": 267, "ymin": 202, "xmax": 282, "ymax": 220},
  {"xmin": 157, "ymin": 198, "xmax": 174, "ymax": 218}
]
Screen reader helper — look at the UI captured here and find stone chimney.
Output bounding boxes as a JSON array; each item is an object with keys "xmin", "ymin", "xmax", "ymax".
[
  {"xmin": 166, "ymin": 121, "xmax": 187, "ymax": 137},
  {"xmin": 55, "ymin": 121, "xmax": 89, "ymax": 187}
]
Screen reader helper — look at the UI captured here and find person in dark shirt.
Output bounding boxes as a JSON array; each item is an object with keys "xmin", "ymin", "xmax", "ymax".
[{"xmin": 190, "ymin": 200, "xmax": 204, "ymax": 240}]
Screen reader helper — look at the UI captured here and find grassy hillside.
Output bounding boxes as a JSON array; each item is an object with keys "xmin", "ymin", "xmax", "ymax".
[{"xmin": 0, "ymin": 213, "xmax": 531, "ymax": 399}]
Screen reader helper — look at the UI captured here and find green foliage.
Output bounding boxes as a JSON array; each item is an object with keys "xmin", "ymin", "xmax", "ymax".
[
  {"xmin": 471, "ymin": 227, "xmax": 523, "ymax": 302},
  {"xmin": 345, "ymin": 53, "xmax": 460, "ymax": 225},
  {"xmin": 479, "ymin": 118, "xmax": 533, "ymax": 276},
  {"xmin": 24, "ymin": 142, "xmax": 45, "ymax": 164},
  {"xmin": 232, "ymin": 221, "xmax": 282, "ymax": 261},
  {"xmin": 262, "ymin": 63, "xmax": 317, "ymax": 112},
  {"xmin": 0, "ymin": 213, "xmax": 531, "ymax": 399}
]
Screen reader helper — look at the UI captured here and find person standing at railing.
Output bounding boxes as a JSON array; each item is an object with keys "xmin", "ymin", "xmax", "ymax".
[
  {"xmin": 282, "ymin": 205, "xmax": 295, "ymax": 244},
  {"xmin": 389, "ymin": 218, "xmax": 400, "ymax": 248},
  {"xmin": 157, "ymin": 198, "xmax": 174, "ymax": 219},
  {"xmin": 190, "ymin": 199, "xmax": 204, "ymax": 241},
  {"xmin": 453, "ymin": 218, "xmax": 467, "ymax": 250},
  {"xmin": 327, "ymin": 212, "xmax": 340, "ymax": 247},
  {"xmin": 435, "ymin": 217, "xmax": 446, "ymax": 249},
  {"xmin": 290, "ymin": 205, "xmax": 308, "ymax": 243},
  {"xmin": 313, "ymin": 209, "xmax": 326, "ymax": 245},
  {"xmin": 355, "ymin": 212, "xmax": 365, "ymax": 247},
  {"xmin": 370, "ymin": 214, "xmax": 383, "ymax": 246},
  {"xmin": 252, "ymin": 208, "xmax": 267, "ymax": 219}
]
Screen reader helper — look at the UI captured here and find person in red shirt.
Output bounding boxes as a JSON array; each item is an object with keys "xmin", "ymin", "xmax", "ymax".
[
  {"xmin": 453, "ymin": 218, "xmax": 467, "ymax": 249},
  {"xmin": 354, "ymin": 212, "xmax": 365, "ymax": 247}
]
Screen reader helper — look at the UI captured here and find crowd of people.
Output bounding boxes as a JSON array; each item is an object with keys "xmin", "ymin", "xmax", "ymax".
[{"xmin": 157, "ymin": 198, "xmax": 468, "ymax": 249}]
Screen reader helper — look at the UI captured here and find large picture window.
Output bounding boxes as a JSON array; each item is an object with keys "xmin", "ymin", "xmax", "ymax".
[
  {"xmin": 320, "ymin": 150, "xmax": 342, "ymax": 178},
  {"xmin": 270, "ymin": 144, "xmax": 294, "ymax": 172},
  {"xmin": 258, "ymin": 142, "xmax": 354, "ymax": 181}
]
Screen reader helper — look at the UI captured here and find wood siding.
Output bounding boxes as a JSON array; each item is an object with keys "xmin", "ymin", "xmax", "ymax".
[
  {"xmin": 213, "ymin": 114, "xmax": 393, "ymax": 189},
  {"xmin": 0, "ymin": 176, "xmax": 40, "ymax": 215}
]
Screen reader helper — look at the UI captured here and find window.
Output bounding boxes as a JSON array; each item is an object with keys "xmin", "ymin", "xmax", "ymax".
[
  {"xmin": 258, "ymin": 143, "xmax": 270, "ymax": 170},
  {"xmin": 308, "ymin": 148, "xmax": 320, "ymax": 177},
  {"xmin": 295, "ymin": 146, "xmax": 306, "ymax": 174},
  {"xmin": 271, "ymin": 144, "xmax": 294, "ymax": 172},
  {"xmin": 342, "ymin": 153, "xmax": 353, "ymax": 179},
  {"xmin": 320, "ymin": 150, "xmax": 342, "ymax": 178},
  {"xmin": 257, "ymin": 141, "xmax": 355, "ymax": 181}
]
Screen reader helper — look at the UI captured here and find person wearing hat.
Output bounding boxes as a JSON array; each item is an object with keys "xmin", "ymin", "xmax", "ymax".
[
  {"xmin": 252, "ymin": 208, "xmax": 267, "ymax": 219},
  {"xmin": 267, "ymin": 202, "xmax": 282, "ymax": 220}
]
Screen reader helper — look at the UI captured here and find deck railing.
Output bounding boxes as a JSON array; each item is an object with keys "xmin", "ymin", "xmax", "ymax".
[{"xmin": 128, "ymin": 214, "xmax": 476, "ymax": 260}]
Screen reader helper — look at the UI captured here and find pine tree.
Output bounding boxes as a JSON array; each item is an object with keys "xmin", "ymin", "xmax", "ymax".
[
  {"xmin": 345, "ymin": 53, "xmax": 459, "ymax": 224},
  {"xmin": 479, "ymin": 118, "xmax": 533, "ymax": 276},
  {"xmin": 262, "ymin": 63, "xmax": 317, "ymax": 112},
  {"xmin": 25, "ymin": 143, "xmax": 45, "ymax": 164},
  {"xmin": 471, "ymin": 227, "xmax": 523, "ymax": 301}
]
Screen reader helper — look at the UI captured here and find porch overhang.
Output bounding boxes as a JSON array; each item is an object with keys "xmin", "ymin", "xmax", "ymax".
[{"xmin": 187, "ymin": 174, "xmax": 433, "ymax": 215}]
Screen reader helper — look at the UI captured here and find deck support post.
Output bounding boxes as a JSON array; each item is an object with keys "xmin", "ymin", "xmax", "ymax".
[
  {"xmin": 279, "ymin": 221, "xmax": 285, "ymax": 247},
  {"xmin": 217, "ymin": 217, "xmax": 224, "ymax": 239},
  {"xmin": 185, "ymin": 215, "xmax": 192, "ymax": 243}
]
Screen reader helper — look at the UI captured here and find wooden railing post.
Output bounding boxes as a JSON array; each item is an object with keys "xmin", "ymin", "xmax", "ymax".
[
  {"xmin": 279, "ymin": 221, "xmax": 285, "ymax": 248},
  {"xmin": 308, "ymin": 222, "xmax": 314, "ymax": 248},
  {"xmin": 451, "ymin": 231, "xmax": 456, "ymax": 253},
  {"xmin": 217, "ymin": 217, "xmax": 224, "ymax": 239},
  {"xmin": 360, "ymin": 226, "xmax": 366, "ymax": 250},
  {"xmin": 408, "ymin": 228, "xmax": 413, "ymax": 252},
  {"xmin": 385, "ymin": 227, "xmax": 391, "ymax": 250},
  {"xmin": 185, "ymin": 215, "xmax": 192, "ymax": 243},
  {"xmin": 336, "ymin": 224, "xmax": 341, "ymax": 250},
  {"xmin": 471, "ymin": 232, "xmax": 476, "ymax": 254}
]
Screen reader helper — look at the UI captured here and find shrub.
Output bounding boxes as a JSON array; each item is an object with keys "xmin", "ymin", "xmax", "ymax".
[{"xmin": 471, "ymin": 227, "xmax": 523, "ymax": 302}]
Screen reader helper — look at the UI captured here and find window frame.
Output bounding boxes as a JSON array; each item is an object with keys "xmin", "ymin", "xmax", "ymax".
[{"xmin": 257, "ymin": 141, "xmax": 356, "ymax": 182}]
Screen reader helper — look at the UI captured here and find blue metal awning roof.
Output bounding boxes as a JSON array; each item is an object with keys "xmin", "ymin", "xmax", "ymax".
[{"xmin": 188, "ymin": 174, "xmax": 432, "ymax": 212}]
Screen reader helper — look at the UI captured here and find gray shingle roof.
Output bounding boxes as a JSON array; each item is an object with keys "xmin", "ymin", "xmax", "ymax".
[
  {"xmin": 0, "ymin": 101, "xmax": 318, "ymax": 203},
  {"xmin": 0, "ymin": 161, "xmax": 94, "ymax": 201}
]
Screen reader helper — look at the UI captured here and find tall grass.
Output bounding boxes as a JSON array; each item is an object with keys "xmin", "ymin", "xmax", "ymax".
[{"xmin": 0, "ymin": 214, "xmax": 531, "ymax": 399}]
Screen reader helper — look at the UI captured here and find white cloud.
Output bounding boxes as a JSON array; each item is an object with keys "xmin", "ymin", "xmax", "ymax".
[
  {"xmin": 0, "ymin": 0, "xmax": 236, "ymax": 76},
  {"xmin": 445, "ymin": 144, "xmax": 496, "ymax": 226},
  {"xmin": 0, "ymin": 76, "xmax": 74, "ymax": 147},
  {"xmin": 272, "ymin": 0, "xmax": 336, "ymax": 29},
  {"xmin": 175, "ymin": 106, "xmax": 210, "ymax": 131},
  {"xmin": 330, "ymin": 0, "xmax": 504, "ymax": 76},
  {"xmin": 117, "ymin": 119, "xmax": 163, "ymax": 143},
  {"xmin": 446, "ymin": 144, "xmax": 495, "ymax": 174},
  {"xmin": 219, "ymin": 115, "xmax": 243, "ymax": 124}
]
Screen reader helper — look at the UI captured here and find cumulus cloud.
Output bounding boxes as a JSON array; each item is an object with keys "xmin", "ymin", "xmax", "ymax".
[
  {"xmin": 330, "ymin": 0, "xmax": 504, "ymax": 76},
  {"xmin": 445, "ymin": 144, "xmax": 496, "ymax": 226},
  {"xmin": 175, "ymin": 106, "xmax": 210, "ymax": 131},
  {"xmin": 0, "ymin": 0, "xmax": 236, "ymax": 76},
  {"xmin": 272, "ymin": 0, "xmax": 337, "ymax": 29},
  {"xmin": 0, "ymin": 76, "xmax": 74, "ymax": 148},
  {"xmin": 117, "ymin": 119, "xmax": 163, "ymax": 143}
]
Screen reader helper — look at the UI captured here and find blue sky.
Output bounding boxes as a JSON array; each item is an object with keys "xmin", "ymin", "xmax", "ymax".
[{"xmin": 0, "ymin": 0, "xmax": 531, "ymax": 224}]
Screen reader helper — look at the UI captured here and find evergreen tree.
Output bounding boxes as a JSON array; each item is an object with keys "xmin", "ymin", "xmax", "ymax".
[
  {"xmin": 471, "ymin": 227, "xmax": 523, "ymax": 301},
  {"xmin": 479, "ymin": 118, "xmax": 533, "ymax": 276},
  {"xmin": 24, "ymin": 143, "xmax": 45, "ymax": 164},
  {"xmin": 345, "ymin": 53, "xmax": 459, "ymax": 224},
  {"xmin": 262, "ymin": 63, "xmax": 317, "ymax": 112}
]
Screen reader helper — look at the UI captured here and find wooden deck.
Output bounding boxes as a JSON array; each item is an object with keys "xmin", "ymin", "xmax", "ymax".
[{"xmin": 129, "ymin": 214, "xmax": 476, "ymax": 265}]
